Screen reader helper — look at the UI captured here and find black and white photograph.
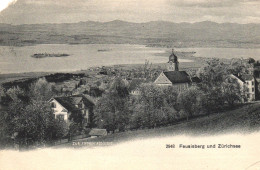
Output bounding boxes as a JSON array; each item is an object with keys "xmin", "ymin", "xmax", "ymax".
[{"xmin": 0, "ymin": 0, "xmax": 260, "ymax": 169}]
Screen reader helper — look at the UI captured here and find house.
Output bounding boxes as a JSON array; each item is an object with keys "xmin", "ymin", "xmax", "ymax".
[
  {"xmin": 154, "ymin": 49, "xmax": 193, "ymax": 92},
  {"xmin": 89, "ymin": 129, "xmax": 107, "ymax": 138},
  {"xmin": 49, "ymin": 94, "xmax": 95, "ymax": 126},
  {"xmin": 230, "ymin": 74, "xmax": 256, "ymax": 102},
  {"xmin": 154, "ymin": 71, "xmax": 191, "ymax": 91}
]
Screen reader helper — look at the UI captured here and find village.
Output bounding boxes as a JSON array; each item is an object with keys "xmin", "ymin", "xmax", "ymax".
[{"xmin": 0, "ymin": 49, "xmax": 260, "ymax": 149}]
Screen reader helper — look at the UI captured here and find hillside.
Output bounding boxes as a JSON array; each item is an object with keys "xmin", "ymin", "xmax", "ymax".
[
  {"xmin": 57, "ymin": 102, "xmax": 260, "ymax": 148},
  {"xmin": 0, "ymin": 20, "xmax": 259, "ymax": 48}
]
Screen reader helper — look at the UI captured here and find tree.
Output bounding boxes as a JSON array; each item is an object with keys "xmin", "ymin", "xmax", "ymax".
[
  {"xmin": 109, "ymin": 77, "xmax": 129, "ymax": 97},
  {"xmin": 94, "ymin": 93, "xmax": 129, "ymax": 132},
  {"xmin": 6, "ymin": 86, "xmax": 26, "ymax": 102},
  {"xmin": 197, "ymin": 59, "xmax": 245, "ymax": 112},
  {"xmin": 67, "ymin": 110, "xmax": 85, "ymax": 140},
  {"xmin": 248, "ymin": 58, "xmax": 255, "ymax": 64},
  {"xmin": 197, "ymin": 59, "xmax": 228, "ymax": 89},
  {"xmin": 29, "ymin": 78, "xmax": 54, "ymax": 101},
  {"xmin": 0, "ymin": 108, "xmax": 18, "ymax": 148},
  {"xmin": 221, "ymin": 76, "xmax": 245, "ymax": 106},
  {"xmin": 51, "ymin": 119, "xmax": 69, "ymax": 141},
  {"xmin": 94, "ymin": 77, "xmax": 130, "ymax": 133},
  {"xmin": 0, "ymin": 85, "xmax": 6, "ymax": 104},
  {"xmin": 3, "ymin": 99, "xmax": 57, "ymax": 147},
  {"xmin": 177, "ymin": 87, "xmax": 203, "ymax": 120},
  {"xmin": 0, "ymin": 79, "xmax": 65, "ymax": 148},
  {"xmin": 228, "ymin": 58, "xmax": 253, "ymax": 75},
  {"xmin": 162, "ymin": 86, "xmax": 178, "ymax": 108},
  {"xmin": 129, "ymin": 83, "xmax": 178, "ymax": 129}
]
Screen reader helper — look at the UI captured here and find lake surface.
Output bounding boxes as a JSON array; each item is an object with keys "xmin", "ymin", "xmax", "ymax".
[
  {"xmin": 0, "ymin": 44, "xmax": 192, "ymax": 74},
  {"xmin": 0, "ymin": 44, "xmax": 259, "ymax": 74},
  {"xmin": 176, "ymin": 48, "xmax": 260, "ymax": 60}
]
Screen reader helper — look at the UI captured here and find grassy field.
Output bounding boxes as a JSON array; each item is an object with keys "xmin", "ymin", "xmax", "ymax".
[{"xmin": 56, "ymin": 102, "xmax": 260, "ymax": 148}]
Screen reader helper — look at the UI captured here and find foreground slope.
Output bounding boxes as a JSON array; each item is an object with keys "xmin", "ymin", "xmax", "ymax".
[{"xmin": 58, "ymin": 102, "xmax": 260, "ymax": 148}]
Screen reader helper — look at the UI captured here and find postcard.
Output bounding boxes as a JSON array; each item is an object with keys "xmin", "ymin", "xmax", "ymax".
[{"xmin": 0, "ymin": 0, "xmax": 260, "ymax": 169}]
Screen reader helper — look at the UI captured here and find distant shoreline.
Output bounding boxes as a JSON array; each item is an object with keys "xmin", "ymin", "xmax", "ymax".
[
  {"xmin": 0, "ymin": 43, "xmax": 260, "ymax": 49},
  {"xmin": 0, "ymin": 50, "xmax": 220, "ymax": 84}
]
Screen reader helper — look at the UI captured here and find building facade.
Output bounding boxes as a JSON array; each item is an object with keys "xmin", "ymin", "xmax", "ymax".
[
  {"xmin": 230, "ymin": 74, "xmax": 256, "ymax": 102},
  {"xmin": 49, "ymin": 94, "xmax": 95, "ymax": 126},
  {"xmin": 154, "ymin": 49, "xmax": 193, "ymax": 92},
  {"xmin": 154, "ymin": 71, "xmax": 191, "ymax": 92}
]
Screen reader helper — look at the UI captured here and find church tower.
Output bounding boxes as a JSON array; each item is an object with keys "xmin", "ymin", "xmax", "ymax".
[{"xmin": 167, "ymin": 49, "xmax": 179, "ymax": 71}]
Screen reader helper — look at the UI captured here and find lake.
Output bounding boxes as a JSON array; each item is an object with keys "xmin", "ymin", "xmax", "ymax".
[
  {"xmin": 0, "ymin": 44, "xmax": 191, "ymax": 74},
  {"xmin": 0, "ymin": 44, "xmax": 260, "ymax": 74},
  {"xmin": 176, "ymin": 47, "xmax": 260, "ymax": 60}
]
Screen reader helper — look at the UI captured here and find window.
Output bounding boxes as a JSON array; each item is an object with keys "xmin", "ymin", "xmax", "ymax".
[
  {"xmin": 57, "ymin": 114, "xmax": 64, "ymax": 121},
  {"xmin": 51, "ymin": 102, "xmax": 56, "ymax": 108},
  {"xmin": 252, "ymin": 81, "xmax": 254, "ymax": 86},
  {"xmin": 78, "ymin": 103, "xmax": 84, "ymax": 108},
  {"xmin": 252, "ymin": 88, "xmax": 255, "ymax": 92}
]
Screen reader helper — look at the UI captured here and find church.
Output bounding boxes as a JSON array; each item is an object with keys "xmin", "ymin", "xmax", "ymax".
[{"xmin": 154, "ymin": 49, "xmax": 192, "ymax": 92}]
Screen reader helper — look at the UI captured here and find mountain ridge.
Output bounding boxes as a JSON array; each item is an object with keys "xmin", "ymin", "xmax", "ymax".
[
  {"xmin": 1, "ymin": 20, "xmax": 260, "ymax": 26},
  {"xmin": 0, "ymin": 20, "xmax": 259, "ymax": 48}
]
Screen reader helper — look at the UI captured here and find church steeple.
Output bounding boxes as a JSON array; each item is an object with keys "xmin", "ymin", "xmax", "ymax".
[{"xmin": 167, "ymin": 49, "xmax": 179, "ymax": 71}]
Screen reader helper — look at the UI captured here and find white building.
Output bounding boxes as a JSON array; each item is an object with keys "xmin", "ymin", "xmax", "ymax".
[
  {"xmin": 49, "ymin": 94, "xmax": 95, "ymax": 126},
  {"xmin": 230, "ymin": 74, "xmax": 256, "ymax": 102},
  {"xmin": 154, "ymin": 71, "xmax": 191, "ymax": 92}
]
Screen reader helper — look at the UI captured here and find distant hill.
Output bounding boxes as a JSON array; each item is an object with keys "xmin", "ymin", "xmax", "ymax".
[{"xmin": 0, "ymin": 20, "xmax": 259, "ymax": 48}]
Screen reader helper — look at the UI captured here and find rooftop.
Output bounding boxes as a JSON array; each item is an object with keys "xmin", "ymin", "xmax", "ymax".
[
  {"xmin": 232, "ymin": 74, "xmax": 254, "ymax": 82},
  {"xmin": 163, "ymin": 71, "xmax": 191, "ymax": 84},
  {"xmin": 52, "ymin": 94, "xmax": 95, "ymax": 112}
]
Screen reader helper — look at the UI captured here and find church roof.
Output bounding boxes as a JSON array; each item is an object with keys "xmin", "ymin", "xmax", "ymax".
[
  {"xmin": 191, "ymin": 76, "xmax": 202, "ymax": 83},
  {"xmin": 163, "ymin": 71, "xmax": 191, "ymax": 84}
]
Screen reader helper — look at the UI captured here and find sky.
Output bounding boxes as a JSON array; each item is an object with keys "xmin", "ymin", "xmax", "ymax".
[{"xmin": 0, "ymin": 0, "xmax": 259, "ymax": 24}]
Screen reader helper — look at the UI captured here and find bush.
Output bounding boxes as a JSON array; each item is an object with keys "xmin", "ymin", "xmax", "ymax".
[
  {"xmin": 178, "ymin": 109, "xmax": 189, "ymax": 120},
  {"xmin": 177, "ymin": 87, "xmax": 203, "ymax": 120},
  {"xmin": 129, "ymin": 83, "xmax": 179, "ymax": 129}
]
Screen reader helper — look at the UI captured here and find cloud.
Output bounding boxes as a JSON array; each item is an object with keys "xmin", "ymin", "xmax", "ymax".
[
  {"xmin": 0, "ymin": 0, "xmax": 17, "ymax": 12},
  {"xmin": 175, "ymin": 0, "xmax": 237, "ymax": 8},
  {"xmin": 0, "ymin": 0, "xmax": 259, "ymax": 24}
]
